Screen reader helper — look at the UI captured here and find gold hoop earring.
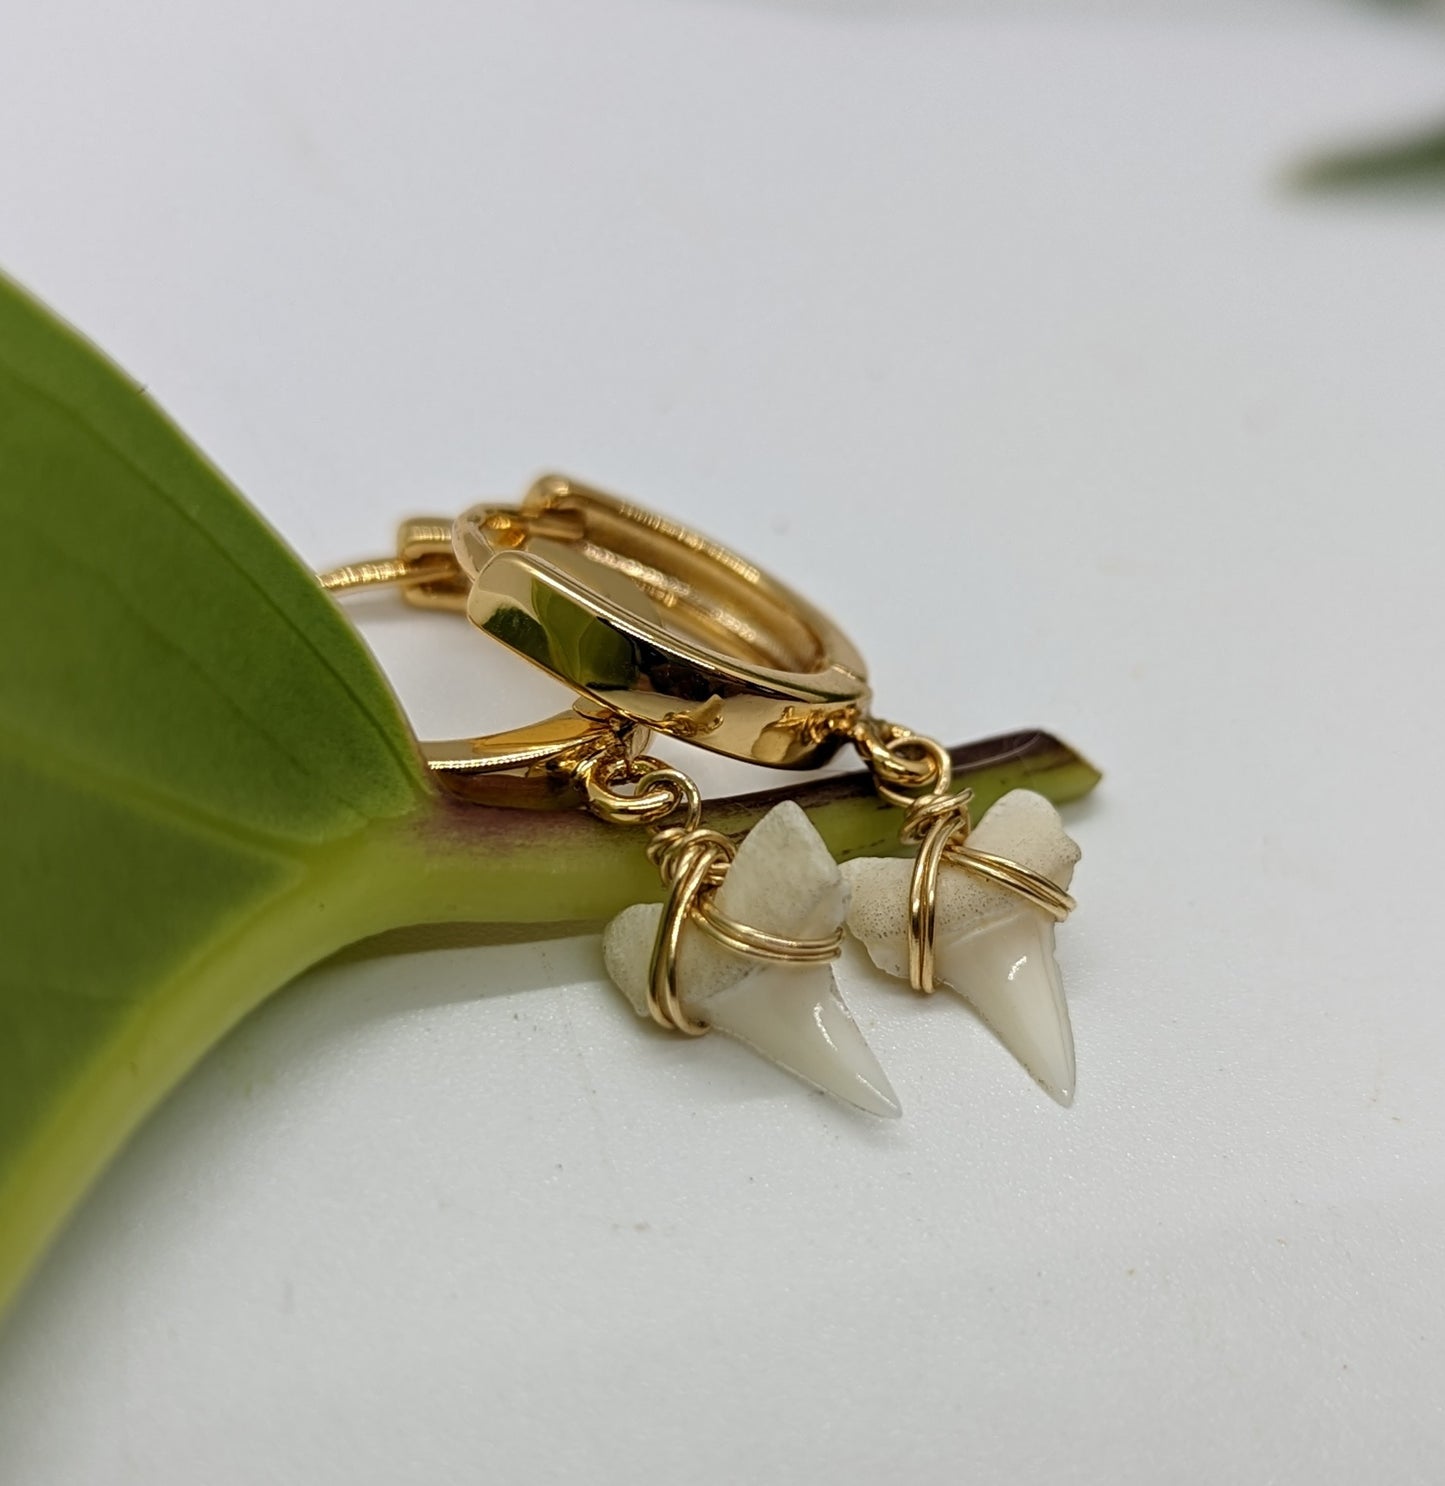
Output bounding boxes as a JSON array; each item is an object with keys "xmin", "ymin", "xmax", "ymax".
[{"xmin": 321, "ymin": 473, "xmax": 1092, "ymax": 1115}]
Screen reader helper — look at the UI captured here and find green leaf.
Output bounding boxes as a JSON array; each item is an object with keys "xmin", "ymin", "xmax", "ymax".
[
  {"xmin": 1290, "ymin": 119, "xmax": 1445, "ymax": 193},
  {"xmin": 0, "ymin": 269, "xmax": 436, "ymax": 1317},
  {"xmin": 0, "ymin": 270, "xmax": 1101, "ymax": 1319}
]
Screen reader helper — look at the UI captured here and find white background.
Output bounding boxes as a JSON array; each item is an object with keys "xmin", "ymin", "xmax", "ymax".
[{"xmin": 2, "ymin": 2, "xmax": 1444, "ymax": 1482}]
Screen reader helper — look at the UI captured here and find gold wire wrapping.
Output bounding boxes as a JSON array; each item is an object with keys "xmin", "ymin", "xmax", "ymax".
[
  {"xmin": 856, "ymin": 726, "xmax": 1077, "ymax": 994},
  {"xmin": 585, "ymin": 756, "xmax": 844, "ymax": 1035}
]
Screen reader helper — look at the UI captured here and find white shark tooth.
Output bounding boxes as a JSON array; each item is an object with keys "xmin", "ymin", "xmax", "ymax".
[
  {"xmin": 602, "ymin": 799, "xmax": 901, "ymax": 1118},
  {"xmin": 841, "ymin": 789, "xmax": 1081, "ymax": 1105}
]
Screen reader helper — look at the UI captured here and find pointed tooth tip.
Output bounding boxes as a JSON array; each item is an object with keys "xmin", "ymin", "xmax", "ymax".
[
  {"xmin": 931, "ymin": 910, "xmax": 1076, "ymax": 1111},
  {"xmin": 702, "ymin": 968, "xmax": 903, "ymax": 1118},
  {"xmin": 1025, "ymin": 1036, "xmax": 1076, "ymax": 1108},
  {"xmin": 940, "ymin": 970, "xmax": 1077, "ymax": 1108},
  {"xmin": 844, "ymin": 1068, "xmax": 903, "ymax": 1120},
  {"xmin": 1020, "ymin": 1052, "xmax": 1077, "ymax": 1109},
  {"xmin": 1034, "ymin": 1039, "xmax": 1077, "ymax": 1108}
]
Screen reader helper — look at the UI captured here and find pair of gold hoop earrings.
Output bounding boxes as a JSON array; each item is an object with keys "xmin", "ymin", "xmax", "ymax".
[{"xmin": 321, "ymin": 474, "xmax": 1085, "ymax": 1116}]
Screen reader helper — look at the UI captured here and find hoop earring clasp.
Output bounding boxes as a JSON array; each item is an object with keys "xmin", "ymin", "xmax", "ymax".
[
  {"xmin": 453, "ymin": 474, "xmax": 870, "ymax": 769},
  {"xmin": 320, "ymin": 474, "xmax": 873, "ymax": 803}
]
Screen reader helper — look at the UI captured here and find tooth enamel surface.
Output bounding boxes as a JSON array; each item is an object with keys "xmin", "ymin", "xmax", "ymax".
[
  {"xmin": 841, "ymin": 790, "xmax": 1080, "ymax": 1105},
  {"xmin": 602, "ymin": 800, "xmax": 902, "ymax": 1118}
]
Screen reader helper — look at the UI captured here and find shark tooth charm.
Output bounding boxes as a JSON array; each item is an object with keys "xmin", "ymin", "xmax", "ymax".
[
  {"xmin": 603, "ymin": 799, "xmax": 902, "ymax": 1118},
  {"xmin": 844, "ymin": 724, "xmax": 1083, "ymax": 1105},
  {"xmin": 843, "ymin": 790, "xmax": 1080, "ymax": 1102}
]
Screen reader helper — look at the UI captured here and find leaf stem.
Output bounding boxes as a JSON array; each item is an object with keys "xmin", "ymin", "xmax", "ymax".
[{"xmin": 396, "ymin": 728, "xmax": 1102, "ymax": 927}]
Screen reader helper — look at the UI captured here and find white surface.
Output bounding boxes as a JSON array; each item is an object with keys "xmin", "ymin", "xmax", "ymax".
[{"xmin": 2, "ymin": 3, "xmax": 1445, "ymax": 1483}]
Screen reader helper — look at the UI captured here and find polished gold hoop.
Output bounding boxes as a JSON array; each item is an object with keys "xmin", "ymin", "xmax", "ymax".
[
  {"xmin": 453, "ymin": 475, "xmax": 871, "ymax": 769},
  {"xmin": 320, "ymin": 476, "xmax": 875, "ymax": 805},
  {"xmin": 320, "ymin": 482, "xmax": 1081, "ymax": 1033}
]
